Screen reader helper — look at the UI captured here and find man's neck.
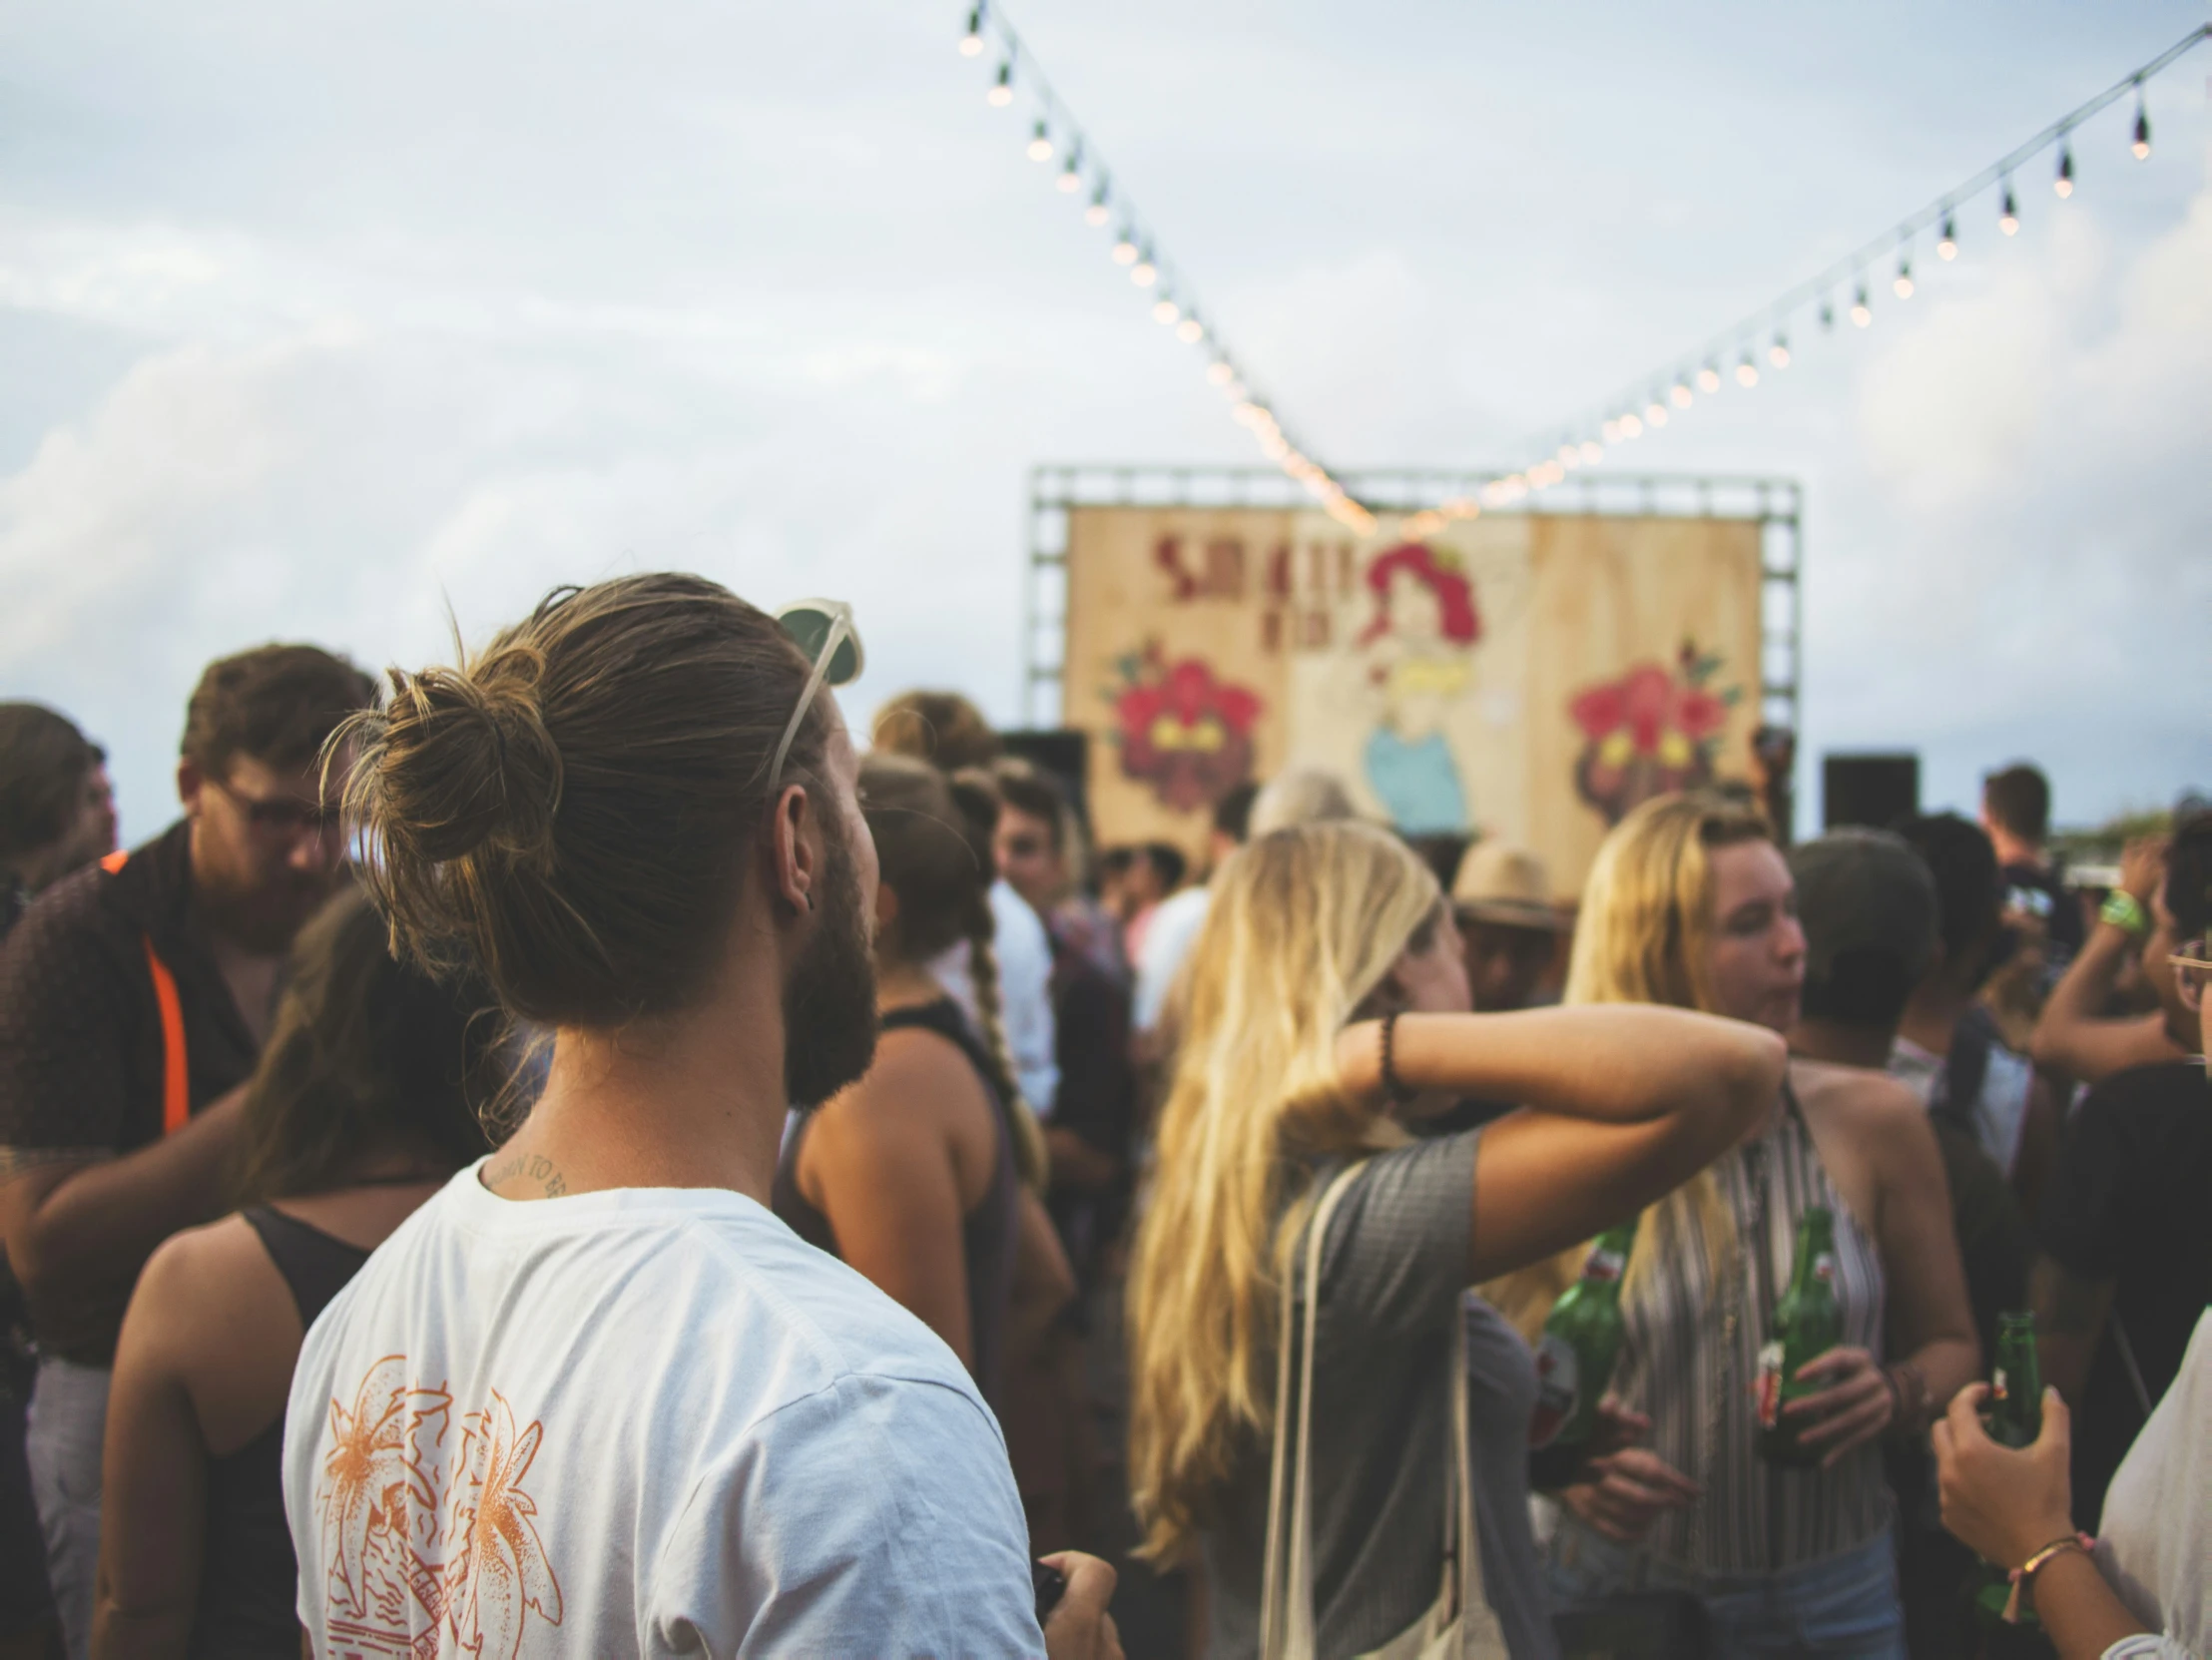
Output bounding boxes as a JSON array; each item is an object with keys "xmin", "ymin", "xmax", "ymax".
[
  {"xmin": 1988, "ymin": 827, "xmax": 2042, "ymax": 870},
  {"xmin": 1789, "ymin": 1017, "xmax": 1899, "ymax": 1070},
  {"xmin": 493, "ymin": 915, "xmax": 795, "ymax": 1206},
  {"xmin": 1897, "ymin": 979, "xmax": 1971, "ymax": 1056}
]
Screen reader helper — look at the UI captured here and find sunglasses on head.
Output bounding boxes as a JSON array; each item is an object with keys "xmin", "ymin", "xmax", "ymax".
[{"xmin": 770, "ymin": 599, "xmax": 864, "ymax": 794}]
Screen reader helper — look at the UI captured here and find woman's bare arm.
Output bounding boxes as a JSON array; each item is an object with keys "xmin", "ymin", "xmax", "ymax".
[
  {"xmin": 1871, "ymin": 1085, "xmax": 1979, "ymax": 1419},
  {"xmin": 93, "ymin": 1236, "xmax": 212, "ymax": 1660},
  {"xmin": 2031, "ymin": 837, "xmax": 2187, "ymax": 1084},
  {"xmin": 1339, "ymin": 1005, "xmax": 1785, "ymax": 1282},
  {"xmin": 801, "ymin": 1036, "xmax": 980, "ymax": 1369}
]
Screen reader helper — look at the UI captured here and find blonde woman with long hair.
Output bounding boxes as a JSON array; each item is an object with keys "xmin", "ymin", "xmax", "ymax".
[
  {"xmin": 1126, "ymin": 821, "xmax": 1785, "ymax": 1659},
  {"xmin": 1535, "ymin": 795, "xmax": 1977, "ymax": 1660}
]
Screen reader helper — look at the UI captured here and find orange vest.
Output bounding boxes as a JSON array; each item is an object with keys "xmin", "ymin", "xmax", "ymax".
[{"xmin": 99, "ymin": 849, "xmax": 191, "ymax": 1138}]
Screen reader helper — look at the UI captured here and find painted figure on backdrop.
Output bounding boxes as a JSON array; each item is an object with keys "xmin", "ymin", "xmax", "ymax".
[
  {"xmin": 1357, "ymin": 542, "xmax": 1480, "ymax": 835},
  {"xmin": 1568, "ymin": 639, "xmax": 1742, "ymax": 826},
  {"xmin": 1108, "ymin": 640, "xmax": 1264, "ymax": 814}
]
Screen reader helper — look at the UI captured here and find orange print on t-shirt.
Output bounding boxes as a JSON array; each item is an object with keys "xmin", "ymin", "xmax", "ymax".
[{"xmin": 315, "ymin": 1356, "xmax": 565, "ymax": 1658}]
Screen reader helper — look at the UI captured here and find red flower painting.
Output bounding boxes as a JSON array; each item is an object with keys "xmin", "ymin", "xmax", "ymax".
[
  {"xmin": 1110, "ymin": 642, "xmax": 1264, "ymax": 813},
  {"xmin": 1569, "ymin": 642, "xmax": 1742, "ymax": 825}
]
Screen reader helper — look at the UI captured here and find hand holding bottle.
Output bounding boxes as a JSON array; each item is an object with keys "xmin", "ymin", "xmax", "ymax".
[
  {"xmin": 1932, "ymin": 1384, "xmax": 2075, "ymax": 1571},
  {"xmin": 1558, "ymin": 1446, "xmax": 1702, "ymax": 1543},
  {"xmin": 1780, "ymin": 1347, "xmax": 1894, "ymax": 1466}
]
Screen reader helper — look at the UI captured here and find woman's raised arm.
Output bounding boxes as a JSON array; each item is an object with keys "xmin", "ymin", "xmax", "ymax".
[{"xmin": 1339, "ymin": 1005, "xmax": 1785, "ymax": 1282}]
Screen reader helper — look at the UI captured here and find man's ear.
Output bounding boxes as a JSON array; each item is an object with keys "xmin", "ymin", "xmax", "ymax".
[
  {"xmin": 177, "ymin": 758, "xmax": 205, "ymax": 817},
  {"xmin": 874, "ymin": 882, "xmax": 900, "ymax": 936},
  {"xmin": 770, "ymin": 783, "xmax": 819, "ymax": 915}
]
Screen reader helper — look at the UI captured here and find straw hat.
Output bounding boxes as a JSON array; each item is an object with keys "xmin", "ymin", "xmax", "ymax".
[{"xmin": 1450, "ymin": 842, "xmax": 1565, "ymax": 931}]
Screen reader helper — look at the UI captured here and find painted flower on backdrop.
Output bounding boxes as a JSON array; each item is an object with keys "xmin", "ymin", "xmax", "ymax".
[
  {"xmin": 1569, "ymin": 642, "xmax": 1742, "ymax": 826},
  {"xmin": 1108, "ymin": 641, "xmax": 1264, "ymax": 814}
]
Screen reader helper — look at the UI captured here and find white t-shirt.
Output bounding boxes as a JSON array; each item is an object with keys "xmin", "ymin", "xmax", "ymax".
[
  {"xmin": 932, "ymin": 878, "xmax": 1059, "ymax": 1117},
  {"xmin": 1132, "ymin": 885, "xmax": 1212, "ymax": 1034},
  {"xmin": 283, "ymin": 1165, "xmax": 1042, "ymax": 1658},
  {"xmin": 2094, "ymin": 1306, "xmax": 2212, "ymax": 1660},
  {"xmin": 1888, "ymin": 1032, "xmax": 2034, "ymax": 1175}
]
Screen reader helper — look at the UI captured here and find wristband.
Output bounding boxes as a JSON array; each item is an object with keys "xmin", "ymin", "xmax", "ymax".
[{"xmin": 2101, "ymin": 891, "xmax": 2150, "ymax": 937}]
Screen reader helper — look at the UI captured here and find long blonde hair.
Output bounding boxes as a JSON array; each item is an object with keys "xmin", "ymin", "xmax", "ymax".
[
  {"xmin": 1125, "ymin": 822, "xmax": 1442, "ymax": 1563},
  {"xmin": 1482, "ymin": 791, "xmax": 1775, "ymax": 1341}
]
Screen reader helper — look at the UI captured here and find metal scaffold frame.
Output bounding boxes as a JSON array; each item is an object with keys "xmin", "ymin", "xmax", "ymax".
[{"xmin": 1022, "ymin": 464, "xmax": 1803, "ymax": 735}]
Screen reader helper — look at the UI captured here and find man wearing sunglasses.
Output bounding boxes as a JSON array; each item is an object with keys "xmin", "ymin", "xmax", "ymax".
[{"xmin": 0, "ymin": 643, "xmax": 371, "ymax": 1658}]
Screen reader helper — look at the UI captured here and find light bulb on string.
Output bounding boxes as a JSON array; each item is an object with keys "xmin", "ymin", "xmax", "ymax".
[
  {"xmin": 1085, "ymin": 182, "xmax": 1110, "ymax": 227},
  {"xmin": 2132, "ymin": 94, "xmax": 2151, "ymax": 160},
  {"xmin": 1557, "ymin": 443, "xmax": 1580, "ymax": 470},
  {"xmin": 1670, "ymin": 379, "xmax": 1693, "ymax": 408},
  {"xmin": 1130, "ymin": 247, "xmax": 1158, "ymax": 286},
  {"xmin": 1152, "ymin": 296, "xmax": 1179, "ymax": 324},
  {"xmin": 1110, "ymin": 229, "xmax": 1138, "ymax": 265},
  {"xmin": 1601, "ymin": 418, "xmax": 1621, "ymax": 444},
  {"xmin": 1176, "ymin": 316, "xmax": 1205, "ymax": 344},
  {"xmin": 1696, "ymin": 363, "xmax": 1721, "ymax": 394},
  {"xmin": 1026, "ymin": 120, "xmax": 1053, "ymax": 162},
  {"xmin": 1206, "ymin": 359, "xmax": 1234, "ymax": 385},
  {"xmin": 1579, "ymin": 440, "xmax": 1604, "ymax": 465},
  {"xmin": 1999, "ymin": 181, "xmax": 2019, "ymax": 236},
  {"xmin": 987, "ymin": 62, "xmax": 1013, "ymax": 106},
  {"xmin": 959, "ymin": 3, "xmax": 985, "ymax": 56},
  {"xmin": 2054, "ymin": 144, "xmax": 2073, "ymax": 199},
  {"xmin": 1820, "ymin": 300, "xmax": 1835, "ymax": 330},
  {"xmin": 1851, "ymin": 284, "xmax": 1872, "ymax": 327},
  {"xmin": 1735, "ymin": 353, "xmax": 1759, "ymax": 388},
  {"xmin": 1644, "ymin": 399, "xmax": 1669, "ymax": 427},
  {"xmin": 1056, "ymin": 148, "xmax": 1082, "ymax": 192},
  {"xmin": 1768, "ymin": 333, "xmax": 1790, "ymax": 369},
  {"xmin": 1893, "ymin": 257, "xmax": 1914, "ymax": 299},
  {"xmin": 1937, "ymin": 215, "xmax": 1957, "ymax": 261},
  {"xmin": 1619, "ymin": 412, "xmax": 1643, "ymax": 439}
]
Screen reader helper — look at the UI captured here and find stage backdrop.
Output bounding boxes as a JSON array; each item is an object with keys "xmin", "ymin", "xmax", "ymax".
[{"xmin": 1062, "ymin": 506, "xmax": 1765, "ymax": 901}]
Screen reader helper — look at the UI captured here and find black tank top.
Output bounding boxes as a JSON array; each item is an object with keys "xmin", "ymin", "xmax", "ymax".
[
  {"xmin": 773, "ymin": 999, "xmax": 1021, "ymax": 1406},
  {"xmin": 191, "ymin": 1206, "xmax": 371, "ymax": 1660}
]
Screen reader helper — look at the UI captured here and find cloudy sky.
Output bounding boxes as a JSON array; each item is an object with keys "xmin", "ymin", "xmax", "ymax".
[{"xmin": 3, "ymin": 0, "xmax": 2208, "ymax": 841}]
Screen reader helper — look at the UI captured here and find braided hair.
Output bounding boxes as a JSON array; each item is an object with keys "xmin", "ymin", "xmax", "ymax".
[{"xmin": 860, "ymin": 755, "xmax": 1049, "ymax": 1190}]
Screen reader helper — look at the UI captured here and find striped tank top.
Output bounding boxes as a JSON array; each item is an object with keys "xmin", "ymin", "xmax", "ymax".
[{"xmin": 1604, "ymin": 1089, "xmax": 1892, "ymax": 1573}]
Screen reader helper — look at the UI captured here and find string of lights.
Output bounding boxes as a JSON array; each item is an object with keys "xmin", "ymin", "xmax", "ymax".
[
  {"xmin": 1500, "ymin": 23, "xmax": 2212, "ymax": 499},
  {"xmin": 953, "ymin": 0, "xmax": 1377, "ymax": 533}
]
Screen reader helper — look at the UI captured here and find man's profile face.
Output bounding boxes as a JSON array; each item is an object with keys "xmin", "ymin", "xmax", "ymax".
[
  {"xmin": 993, "ymin": 805, "xmax": 1061, "ymax": 913},
  {"xmin": 782, "ymin": 706, "xmax": 882, "ymax": 1110},
  {"xmin": 55, "ymin": 763, "xmax": 118, "ymax": 874},
  {"xmin": 180, "ymin": 748, "xmax": 349, "ymax": 953},
  {"xmin": 1460, "ymin": 916, "xmax": 1555, "ymax": 1013}
]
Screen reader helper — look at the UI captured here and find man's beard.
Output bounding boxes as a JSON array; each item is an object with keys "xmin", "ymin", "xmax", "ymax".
[
  {"xmin": 783, "ymin": 831, "xmax": 879, "ymax": 1110},
  {"xmin": 196, "ymin": 849, "xmax": 345, "ymax": 956}
]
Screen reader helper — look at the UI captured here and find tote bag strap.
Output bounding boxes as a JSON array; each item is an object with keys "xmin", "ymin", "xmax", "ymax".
[
  {"xmin": 1260, "ymin": 1159, "xmax": 1368, "ymax": 1660},
  {"xmin": 1451, "ymin": 1291, "xmax": 1511, "ymax": 1660}
]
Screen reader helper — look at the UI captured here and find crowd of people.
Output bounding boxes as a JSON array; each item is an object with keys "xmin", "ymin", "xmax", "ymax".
[{"xmin": 0, "ymin": 574, "xmax": 2202, "ymax": 1660}]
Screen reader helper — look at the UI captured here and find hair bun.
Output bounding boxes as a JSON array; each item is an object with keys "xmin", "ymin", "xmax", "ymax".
[{"xmin": 373, "ymin": 656, "xmax": 563, "ymax": 868}]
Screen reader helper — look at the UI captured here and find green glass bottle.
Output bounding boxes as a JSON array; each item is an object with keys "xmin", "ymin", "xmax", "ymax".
[
  {"xmin": 1974, "ymin": 1313, "xmax": 2046, "ymax": 1629},
  {"xmin": 1756, "ymin": 1206, "xmax": 1841, "ymax": 1468},
  {"xmin": 1527, "ymin": 1220, "xmax": 1639, "ymax": 1488}
]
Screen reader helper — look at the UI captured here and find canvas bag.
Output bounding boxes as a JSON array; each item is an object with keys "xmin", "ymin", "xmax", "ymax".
[{"xmin": 1258, "ymin": 1160, "xmax": 1511, "ymax": 1660}]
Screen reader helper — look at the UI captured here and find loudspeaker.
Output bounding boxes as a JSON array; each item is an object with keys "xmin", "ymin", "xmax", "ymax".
[{"xmin": 1822, "ymin": 753, "xmax": 1919, "ymax": 831}]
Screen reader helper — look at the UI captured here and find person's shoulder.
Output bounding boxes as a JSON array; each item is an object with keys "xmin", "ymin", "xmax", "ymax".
[
  {"xmin": 0, "ymin": 858, "xmax": 121, "ymax": 966},
  {"xmin": 128, "ymin": 1212, "xmax": 290, "ymax": 1366},
  {"xmin": 1791, "ymin": 1055, "xmax": 1929, "ymax": 1130}
]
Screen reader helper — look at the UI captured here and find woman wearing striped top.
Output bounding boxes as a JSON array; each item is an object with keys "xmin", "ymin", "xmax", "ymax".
[{"xmin": 1525, "ymin": 795, "xmax": 1978, "ymax": 1658}]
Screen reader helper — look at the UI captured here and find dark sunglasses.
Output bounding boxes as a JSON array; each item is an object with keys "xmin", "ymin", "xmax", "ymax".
[{"xmin": 771, "ymin": 599, "xmax": 864, "ymax": 793}]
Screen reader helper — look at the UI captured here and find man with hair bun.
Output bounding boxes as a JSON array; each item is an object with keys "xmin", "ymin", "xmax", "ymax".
[
  {"xmin": 0, "ymin": 647, "xmax": 371, "ymax": 1659},
  {"xmin": 285, "ymin": 577, "xmax": 1118, "ymax": 1659}
]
